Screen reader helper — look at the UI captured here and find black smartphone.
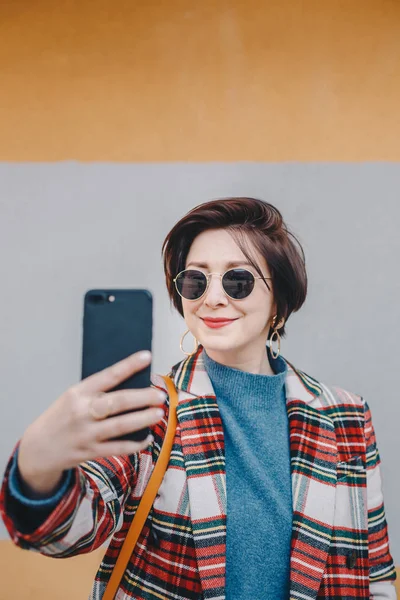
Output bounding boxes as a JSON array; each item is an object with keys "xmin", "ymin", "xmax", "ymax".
[{"xmin": 81, "ymin": 288, "xmax": 153, "ymax": 442}]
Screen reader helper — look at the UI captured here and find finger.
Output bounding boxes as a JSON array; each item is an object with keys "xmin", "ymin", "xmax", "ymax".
[
  {"xmin": 85, "ymin": 388, "xmax": 166, "ymax": 422},
  {"xmin": 93, "ymin": 406, "xmax": 165, "ymax": 442},
  {"xmin": 105, "ymin": 387, "xmax": 167, "ymax": 417},
  {"xmin": 88, "ymin": 434, "xmax": 155, "ymax": 460},
  {"xmin": 87, "ymin": 392, "xmax": 113, "ymax": 420},
  {"xmin": 77, "ymin": 351, "xmax": 152, "ymax": 395}
]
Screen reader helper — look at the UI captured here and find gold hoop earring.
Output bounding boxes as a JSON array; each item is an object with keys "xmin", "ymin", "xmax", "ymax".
[
  {"xmin": 180, "ymin": 329, "xmax": 199, "ymax": 357},
  {"xmin": 269, "ymin": 329, "xmax": 281, "ymax": 359},
  {"xmin": 269, "ymin": 315, "xmax": 284, "ymax": 359}
]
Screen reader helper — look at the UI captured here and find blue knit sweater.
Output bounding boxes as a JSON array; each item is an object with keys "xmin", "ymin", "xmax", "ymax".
[{"xmin": 203, "ymin": 347, "xmax": 292, "ymax": 600}]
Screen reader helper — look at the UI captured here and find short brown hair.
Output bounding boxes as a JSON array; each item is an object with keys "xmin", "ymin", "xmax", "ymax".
[{"xmin": 161, "ymin": 197, "xmax": 307, "ymax": 339}]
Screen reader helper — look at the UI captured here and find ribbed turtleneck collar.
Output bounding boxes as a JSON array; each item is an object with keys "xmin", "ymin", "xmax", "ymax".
[{"xmin": 202, "ymin": 346, "xmax": 288, "ymax": 412}]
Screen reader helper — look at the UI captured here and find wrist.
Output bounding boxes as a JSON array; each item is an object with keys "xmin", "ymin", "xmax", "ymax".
[
  {"xmin": 17, "ymin": 466, "xmax": 64, "ymax": 499},
  {"xmin": 8, "ymin": 450, "xmax": 75, "ymax": 509},
  {"xmin": 17, "ymin": 442, "xmax": 64, "ymax": 498}
]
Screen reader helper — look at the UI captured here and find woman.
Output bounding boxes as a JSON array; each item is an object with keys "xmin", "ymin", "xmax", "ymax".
[{"xmin": 0, "ymin": 197, "xmax": 397, "ymax": 599}]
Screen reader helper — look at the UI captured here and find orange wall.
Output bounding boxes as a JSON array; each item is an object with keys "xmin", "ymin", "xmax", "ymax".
[
  {"xmin": 1, "ymin": 0, "xmax": 400, "ymax": 162},
  {"xmin": 0, "ymin": 541, "xmax": 103, "ymax": 600}
]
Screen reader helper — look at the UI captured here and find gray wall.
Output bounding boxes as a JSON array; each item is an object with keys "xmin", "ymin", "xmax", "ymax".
[{"xmin": 0, "ymin": 162, "xmax": 399, "ymax": 562}]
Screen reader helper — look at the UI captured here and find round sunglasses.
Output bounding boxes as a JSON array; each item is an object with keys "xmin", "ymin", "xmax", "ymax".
[{"xmin": 173, "ymin": 268, "xmax": 272, "ymax": 301}]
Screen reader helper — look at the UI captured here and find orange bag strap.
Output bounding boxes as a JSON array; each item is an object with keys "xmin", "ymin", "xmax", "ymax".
[{"xmin": 102, "ymin": 375, "xmax": 178, "ymax": 600}]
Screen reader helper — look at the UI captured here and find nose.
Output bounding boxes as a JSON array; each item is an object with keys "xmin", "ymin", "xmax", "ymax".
[{"xmin": 203, "ymin": 274, "xmax": 228, "ymax": 307}]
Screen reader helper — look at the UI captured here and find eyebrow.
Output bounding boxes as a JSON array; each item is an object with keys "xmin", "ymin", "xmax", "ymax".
[{"xmin": 186, "ymin": 261, "xmax": 255, "ymax": 269}]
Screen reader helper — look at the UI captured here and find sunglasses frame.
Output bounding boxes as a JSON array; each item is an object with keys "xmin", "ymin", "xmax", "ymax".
[{"xmin": 173, "ymin": 268, "xmax": 272, "ymax": 301}]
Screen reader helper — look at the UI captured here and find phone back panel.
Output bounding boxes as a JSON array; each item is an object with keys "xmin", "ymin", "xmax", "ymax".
[{"xmin": 82, "ymin": 289, "xmax": 153, "ymax": 392}]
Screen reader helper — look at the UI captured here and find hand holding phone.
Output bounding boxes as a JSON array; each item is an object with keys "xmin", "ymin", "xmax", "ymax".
[
  {"xmin": 17, "ymin": 350, "xmax": 166, "ymax": 498},
  {"xmin": 16, "ymin": 289, "xmax": 162, "ymax": 499}
]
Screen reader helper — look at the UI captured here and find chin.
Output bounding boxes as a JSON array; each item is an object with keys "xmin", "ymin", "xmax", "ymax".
[{"xmin": 200, "ymin": 337, "xmax": 241, "ymax": 352}]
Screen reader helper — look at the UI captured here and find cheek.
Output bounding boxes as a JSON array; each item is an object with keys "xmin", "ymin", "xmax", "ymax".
[
  {"xmin": 244, "ymin": 297, "xmax": 273, "ymax": 325},
  {"xmin": 246, "ymin": 289, "xmax": 270, "ymax": 310},
  {"xmin": 182, "ymin": 299, "xmax": 200, "ymax": 320}
]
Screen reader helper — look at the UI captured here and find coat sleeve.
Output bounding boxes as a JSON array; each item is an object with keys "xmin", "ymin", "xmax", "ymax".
[
  {"xmin": 0, "ymin": 443, "xmax": 142, "ymax": 558},
  {"xmin": 364, "ymin": 400, "xmax": 397, "ymax": 599},
  {"xmin": 0, "ymin": 376, "xmax": 169, "ymax": 559}
]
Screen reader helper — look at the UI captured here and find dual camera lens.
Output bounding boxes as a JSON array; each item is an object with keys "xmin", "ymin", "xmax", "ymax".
[{"xmin": 88, "ymin": 293, "xmax": 115, "ymax": 305}]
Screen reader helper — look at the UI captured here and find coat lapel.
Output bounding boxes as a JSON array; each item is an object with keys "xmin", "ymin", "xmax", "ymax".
[
  {"xmin": 284, "ymin": 359, "xmax": 337, "ymax": 600},
  {"xmin": 171, "ymin": 348, "xmax": 226, "ymax": 600},
  {"xmin": 170, "ymin": 346, "xmax": 337, "ymax": 600}
]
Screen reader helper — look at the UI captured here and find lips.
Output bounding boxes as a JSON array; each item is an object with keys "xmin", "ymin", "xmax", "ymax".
[
  {"xmin": 201, "ymin": 317, "xmax": 238, "ymax": 329},
  {"xmin": 201, "ymin": 318, "xmax": 237, "ymax": 323}
]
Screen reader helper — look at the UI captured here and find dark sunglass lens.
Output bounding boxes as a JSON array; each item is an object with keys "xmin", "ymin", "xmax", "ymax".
[
  {"xmin": 223, "ymin": 269, "xmax": 255, "ymax": 299},
  {"xmin": 176, "ymin": 270, "xmax": 207, "ymax": 300}
]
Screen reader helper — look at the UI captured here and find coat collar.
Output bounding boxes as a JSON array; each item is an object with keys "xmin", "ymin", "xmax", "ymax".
[
  {"xmin": 170, "ymin": 344, "xmax": 323, "ymax": 404},
  {"xmin": 167, "ymin": 345, "xmax": 337, "ymax": 600}
]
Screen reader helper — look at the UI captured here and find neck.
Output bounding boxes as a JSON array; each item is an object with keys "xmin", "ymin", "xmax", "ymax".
[{"xmin": 204, "ymin": 344, "xmax": 275, "ymax": 376}]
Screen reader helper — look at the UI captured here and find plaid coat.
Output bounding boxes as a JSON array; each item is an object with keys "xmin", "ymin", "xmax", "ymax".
[{"xmin": 1, "ymin": 346, "xmax": 397, "ymax": 599}]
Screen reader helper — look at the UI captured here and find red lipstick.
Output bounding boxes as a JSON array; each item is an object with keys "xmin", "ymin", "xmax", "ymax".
[{"xmin": 201, "ymin": 317, "xmax": 238, "ymax": 329}]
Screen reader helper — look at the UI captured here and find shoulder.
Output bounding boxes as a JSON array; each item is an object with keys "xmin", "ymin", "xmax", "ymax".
[
  {"xmin": 293, "ymin": 362, "xmax": 366, "ymax": 414},
  {"xmin": 319, "ymin": 381, "xmax": 365, "ymax": 410}
]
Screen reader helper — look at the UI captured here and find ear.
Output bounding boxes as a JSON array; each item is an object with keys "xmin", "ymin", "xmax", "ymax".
[
  {"xmin": 268, "ymin": 314, "xmax": 276, "ymax": 331},
  {"xmin": 271, "ymin": 303, "xmax": 278, "ymax": 322}
]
